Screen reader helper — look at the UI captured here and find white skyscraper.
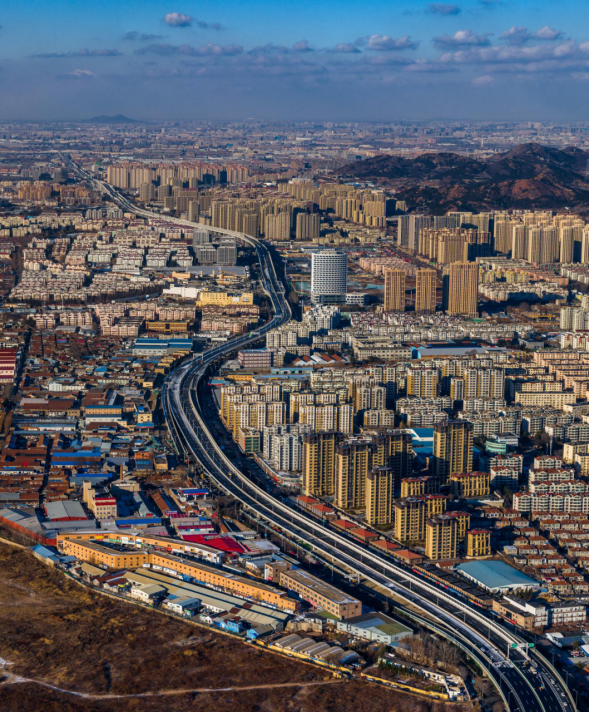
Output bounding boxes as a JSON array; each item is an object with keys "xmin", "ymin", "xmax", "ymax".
[{"xmin": 311, "ymin": 250, "xmax": 347, "ymax": 304}]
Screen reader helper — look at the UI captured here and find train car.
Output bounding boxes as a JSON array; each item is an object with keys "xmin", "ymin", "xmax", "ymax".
[{"xmin": 412, "ymin": 563, "xmax": 492, "ymax": 609}]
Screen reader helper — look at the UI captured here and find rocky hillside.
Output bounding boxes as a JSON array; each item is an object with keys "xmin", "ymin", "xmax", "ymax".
[{"xmin": 336, "ymin": 143, "xmax": 589, "ymax": 213}]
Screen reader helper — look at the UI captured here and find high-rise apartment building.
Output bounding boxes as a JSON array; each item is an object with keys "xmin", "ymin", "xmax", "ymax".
[
  {"xmin": 394, "ymin": 497, "xmax": 427, "ymax": 544},
  {"xmin": 400, "ymin": 476, "xmax": 430, "ymax": 498},
  {"xmin": 353, "ymin": 385, "xmax": 386, "ymax": 412},
  {"xmin": 371, "ymin": 430, "xmax": 413, "ymax": 474},
  {"xmin": 527, "ymin": 225, "xmax": 558, "ymax": 265},
  {"xmin": 311, "ymin": 250, "xmax": 347, "ymax": 305},
  {"xmin": 433, "ymin": 421, "xmax": 474, "ymax": 484},
  {"xmin": 442, "ymin": 262, "xmax": 478, "ymax": 318},
  {"xmin": 197, "ymin": 245, "xmax": 217, "ymax": 265},
  {"xmin": 425, "ymin": 515, "xmax": 458, "ymax": 560},
  {"xmin": 241, "ymin": 212, "xmax": 260, "ymax": 238},
  {"xmin": 511, "ymin": 224, "xmax": 527, "ymax": 259},
  {"xmin": 463, "ymin": 368, "xmax": 505, "ymax": 400},
  {"xmin": 217, "ymin": 239, "xmax": 237, "ymax": 266},
  {"xmin": 139, "ymin": 182, "xmax": 155, "ymax": 202},
  {"xmin": 270, "ymin": 433, "xmax": 303, "ymax": 472},
  {"xmin": 449, "ymin": 471, "xmax": 490, "ymax": 499},
  {"xmin": 559, "ymin": 226, "xmax": 575, "ymax": 264},
  {"xmin": 407, "ymin": 366, "xmax": 440, "ymax": 399},
  {"xmin": 358, "ymin": 430, "xmax": 413, "ymax": 526},
  {"xmin": 398, "ymin": 214, "xmax": 432, "ymax": 252},
  {"xmin": 466, "ymin": 529, "xmax": 491, "ymax": 558},
  {"xmin": 265, "ymin": 213, "xmax": 291, "ymax": 241},
  {"xmin": 211, "ymin": 201, "xmax": 235, "ymax": 230},
  {"xmin": 450, "ymin": 377, "xmax": 465, "ymax": 402},
  {"xmin": 493, "ymin": 219, "xmax": 513, "ymax": 255},
  {"xmin": 384, "ymin": 269, "xmax": 406, "ymax": 312},
  {"xmin": 366, "ymin": 466, "xmax": 396, "ymax": 526},
  {"xmin": 302, "ymin": 432, "xmax": 340, "ymax": 497},
  {"xmin": 193, "ymin": 228, "xmax": 210, "ymax": 247},
  {"xmin": 447, "ymin": 511, "xmax": 471, "ymax": 540},
  {"xmin": 394, "ymin": 494, "xmax": 447, "ymax": 543},
  {"xmin": 329, "ymin": 430, "xmax": 413, "ymax": 523},
  {"xmin": 295, "ymin": 213, "xmax": 320, "ymax": 240},
  {"xmin": 299, "ymin": 404, "xmax": 353, "ymax": 434},
  {"xmin": 53, "ymin": 166, "xmax": 68, "ymax": 183},
  {"xmin": 188, "ymin": 201, "xmax": 200, "ymax": 223},
  {"xmin": 335, "ymin": 438, "xmax": 374, "ymax": 510},
  {"xmin": 582, "ymin": 228, "xmax": 589, "ymax": 263},
  {"xmin": 157, "ymin": 184, "xmax": 171, "ymax": 200},
  {"xmin": 415, "ymin": 269, "xmax": 436, "ymax": 314}
]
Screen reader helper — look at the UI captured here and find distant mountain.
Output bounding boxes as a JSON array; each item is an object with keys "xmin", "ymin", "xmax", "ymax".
[
  {"xmin": 335, "ymin": 143, "xmax": 589, "ymax": 213},
  {"xmin": 85, "ymin": 114, "xmax": 139, "ymax": 124}
]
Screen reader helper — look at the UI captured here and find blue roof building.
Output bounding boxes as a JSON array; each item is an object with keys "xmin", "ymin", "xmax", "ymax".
[{"xmin": 455, "ymin": 560, "xmax": 539, "ymax": 593}]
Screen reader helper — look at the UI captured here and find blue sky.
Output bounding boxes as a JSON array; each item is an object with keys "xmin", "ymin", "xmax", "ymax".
[{"xmin": 1, "ymin": 0, "xmax": 589, "ymax": 121}]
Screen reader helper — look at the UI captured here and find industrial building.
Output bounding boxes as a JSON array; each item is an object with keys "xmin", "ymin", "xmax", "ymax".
[
  {"xmin": 62, "ymin": 539, "xmax": 149, "ymax": 569},
  {"xmin": 59, "ymin": 538, "xmax": 298, "ymax": 612},
  {"xmin": 125, "ymin": 569, "xmax": 290, "ymax": 630},
  {"xmin": 455, "ymin": 560, "xmax": 539, "ymax": 594},
  {"xmin": 279, "ymin": 568, "xmax": 361, "ymax": 620},
  {"xmin": 336, "ymin": 612, "xmax": 413, "ymax": 645}
]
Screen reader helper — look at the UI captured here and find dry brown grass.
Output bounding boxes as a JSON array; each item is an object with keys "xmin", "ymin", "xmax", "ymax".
[{"xmin": 0, "ymin": 543, "xmax": 472, "ymax": 712}]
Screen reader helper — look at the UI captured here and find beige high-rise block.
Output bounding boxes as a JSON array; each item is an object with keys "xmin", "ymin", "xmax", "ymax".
[
  {"xmin": 384, "ymin": 269, "xmax": 405, "ymax": 312},
  {"xmin": 444, "ymin": 262, "xmax": 478, "ymax": 317},
  {"xmin": 302, "ymin": 432, "xmax": 339, "ymax": 497},
  {"xmin": 335, "ymin": 439, "xmax": 374, "ymax": 510},
  {"xmin": 366, "ymin": 466, "xmax": 396, "ymax": 527},
  {"xmin": 415, "ymin": 268, "xmax": 436, "ymax": 314},
  {"xmin": 433, "ymin": 420, "xmax": 474, "ymax": 484},
  {"xmin": 425, "ymin": 515, "xmax": 458, "ymax": 560}
]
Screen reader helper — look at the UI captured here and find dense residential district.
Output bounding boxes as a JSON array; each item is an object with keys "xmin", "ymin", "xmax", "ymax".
[{"xmin": 7, "ymin": 124, "xmax": 589, "ymax": 711}]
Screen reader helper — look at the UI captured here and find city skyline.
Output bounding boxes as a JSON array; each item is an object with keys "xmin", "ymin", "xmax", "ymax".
[
  {"xmin": 2, "ymin": 3, "xmax": 589, "ymax": 711},
  {"xmin": 2, "ymin": 0, "xmax": 589, "ymax": 122}
]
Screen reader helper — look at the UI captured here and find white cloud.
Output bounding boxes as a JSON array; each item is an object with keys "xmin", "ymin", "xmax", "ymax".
[
  {"xmin": 535, "ymin": 26, "xmax": 564, "ymax": 41},
  {"xmin": 292, "ymin": 40, "xmax": 313, "ymax": 52},
  {"xmin": 364, "ymin": 34, "xmax": 419, "ymax": 51},
  {"xmin": 163, "ymin": 12, "xmax": 192, "ymax": 27},
  {"xmin": 441, "ymin": 39, "xmax": 583, "ymax": 65},
  {"xmin": 472, "ymin": 74, "xmax": 494, "ymax": 85},
  {"xmin": 500, "ymin": 27, "xmax": 531, "ymax": 45},
  {"xmin": 405, "ymin": 59, "xmax": 456, "ymax": 72},
  {"xmin": 434, "ymin": 30, "xmax": 492, "ymax": 49},
  {"xmin": 330, "ymin": 43, "xmax": 361, "ymax": 54},
  {"xmin": 196, "ymin": 43, "xmax": 243, "ymax": 56},
  {"xmin": 136, "ymin": 43, "xmax": 243, "ymax": 57},
  {"xmin": 67, "ymin": 69, "xmax": 96, "ymax": 78},
  {"xmin": 501, "ymin": 25, "xmax": 564, "ymax": 45}
]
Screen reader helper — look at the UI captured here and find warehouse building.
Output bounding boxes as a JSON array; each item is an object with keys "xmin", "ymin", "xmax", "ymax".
[
  {"xmin": 455, "ymin": 560, "xmax": 539, "ymax": 594},
  {"xmin": 56, "ymin": 530, "xmax": 225, "ymax": 564},
  {"xmin": 279, "ymin": 569, "xmax": 361, "ymax": 620},
  {"xmin": 336, "ymin": 612, "xmax": 412, "ymax": 645},
  {"xmin": 125, "ymin": 569, "xmax": 290, "ymax": 630},
  {"xmin": 62, "ymin": 539, "xmax": 149, "ymax": 569},
  {"xmin": 147, "ymin": 551, "xmax": 299, "ymax": 612},
  {"xmin": 44, "ymin": 500, "xmax": 87, "ymax": 522},
  {"xmin": 59, "ymin": 537, "xmax": 298, "ymax": 612}
]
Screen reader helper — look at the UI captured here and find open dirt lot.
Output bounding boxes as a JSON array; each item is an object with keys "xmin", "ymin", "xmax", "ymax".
[{"xmin": 0, "ymin": 542, "xmax": 471, "ymax": 712}]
